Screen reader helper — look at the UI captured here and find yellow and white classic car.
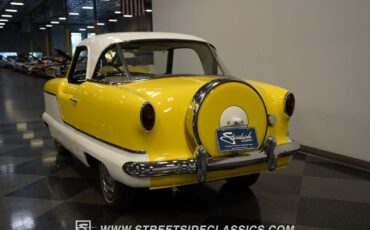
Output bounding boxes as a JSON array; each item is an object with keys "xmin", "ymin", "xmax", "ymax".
[{"xmin": 43, "ymin": 32, "xmax": 300, "ymax": 209}]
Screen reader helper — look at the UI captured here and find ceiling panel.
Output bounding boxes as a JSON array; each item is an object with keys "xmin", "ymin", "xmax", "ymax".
[{"xmin": 0, "ymin": 0, "xmax": 151, "ymax": 28}]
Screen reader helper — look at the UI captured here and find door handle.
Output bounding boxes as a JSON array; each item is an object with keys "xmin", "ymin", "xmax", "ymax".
[{"xmin": 69, "ymin": 97, "xmax": 78, "ymax": 103}]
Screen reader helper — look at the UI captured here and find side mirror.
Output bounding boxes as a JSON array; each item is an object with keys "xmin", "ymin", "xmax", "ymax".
[{"xmin": 45, "ymin": 68, "xmax": 57, "ymax": 78}]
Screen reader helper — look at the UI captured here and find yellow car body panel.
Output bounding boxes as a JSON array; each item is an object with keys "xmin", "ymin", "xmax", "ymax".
[{"xmin": 44, "ymin": 75, "xmax": 292, "ymax": 189}]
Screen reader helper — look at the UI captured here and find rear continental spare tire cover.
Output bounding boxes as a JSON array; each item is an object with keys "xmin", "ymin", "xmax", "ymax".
[{"xmin": 192, "ymin": 79, "xmax": 268, "ymax": 157}]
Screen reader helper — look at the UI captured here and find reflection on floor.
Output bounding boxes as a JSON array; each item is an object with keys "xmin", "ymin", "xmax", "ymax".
[{"xmin": 1, "ymin": 68, "xmax": 370, "ymax": 230}]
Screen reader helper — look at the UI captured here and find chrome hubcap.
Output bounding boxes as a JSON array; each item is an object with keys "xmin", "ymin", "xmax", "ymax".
[{"xmin": 100, "ymin": 164, "xmax": 115, "ymax": 200}]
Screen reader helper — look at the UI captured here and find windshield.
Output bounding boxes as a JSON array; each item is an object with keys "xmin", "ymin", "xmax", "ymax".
[{"xmin": 93, "ymin": 40, "xmax": 230, "ymax": 82}]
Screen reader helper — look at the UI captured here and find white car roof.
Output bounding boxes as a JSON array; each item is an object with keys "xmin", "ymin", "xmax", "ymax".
[{"xmin": 76, "ymin": 32, "xmax": 208, "ymax": 80}]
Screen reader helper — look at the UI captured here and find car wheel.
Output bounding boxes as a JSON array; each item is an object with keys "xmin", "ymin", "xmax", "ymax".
[
  {"xmin": 54, "ymin": 141, "xmax": 70, "ymax": 155},
  {"xmin": 226, "ymin": 173, "xmax": 260, "ymax": 187},
  {"xmin": 99, "ymin": 162, "xmax": 134, "ymax": 210}
]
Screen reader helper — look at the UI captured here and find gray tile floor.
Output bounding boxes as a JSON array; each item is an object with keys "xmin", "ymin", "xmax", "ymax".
[{"xmin": 1, "ymin": 68, "xmax": 370, "ymax": 230}]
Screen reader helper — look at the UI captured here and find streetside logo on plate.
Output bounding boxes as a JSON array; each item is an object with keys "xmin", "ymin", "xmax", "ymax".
[{"xmin": 216, "ymin": 127, "xmax": 259, "ymax": 151}]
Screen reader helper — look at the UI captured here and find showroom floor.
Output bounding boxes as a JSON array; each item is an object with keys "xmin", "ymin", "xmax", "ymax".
[{"xmin": 0, "ymin": 68, "xmax": 370, "ymax": 230}]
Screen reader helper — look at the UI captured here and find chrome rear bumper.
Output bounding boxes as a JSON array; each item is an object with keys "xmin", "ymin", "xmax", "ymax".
[{"xmin": 122, "ymin": 138, "xmax": 300, "ymax": 182}]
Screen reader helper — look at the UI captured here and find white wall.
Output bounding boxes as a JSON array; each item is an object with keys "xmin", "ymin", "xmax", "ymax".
[{"xmin": 153, "ymin": 0, "xmax": 370, "ymax": 162}]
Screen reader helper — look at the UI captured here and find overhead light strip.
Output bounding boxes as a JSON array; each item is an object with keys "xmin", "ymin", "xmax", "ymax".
[
  {"xmin": 0, "ymin": 19, "xmax": 9, "ymax": 22},
  {"xmin": 82, "ymin": 6, "xmax": 93, "ymax": 10},
  {"xmin": 69, "ymin": 12, "xmax": 79, "ymax": 16},
  {"xmin": 2, "ymin": 15, "xmax": 13, "ymax": 18},
  {"xmin": 5, "ymin": 9, "xmax": 17, "ymax": 12},
  {"xmin": 10, "ymin": 2, "xmax": 24, "ymax": 6}
]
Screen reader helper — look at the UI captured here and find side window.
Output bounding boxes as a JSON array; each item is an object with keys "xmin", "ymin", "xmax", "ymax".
[
  {"xmin": 68, "ymin": 47, "xmax": 88, "ymax": 84},
  {"xmin": 93, "ymin": 46, "xmax": 125, "ymax": 81},
  {"xmin": 172, "ymin": 48, "xmax": 205, "ymax": 75}
]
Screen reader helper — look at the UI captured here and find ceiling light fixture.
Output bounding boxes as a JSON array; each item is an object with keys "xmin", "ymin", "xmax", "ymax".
[
  {"xmin": 59, "ymin": 17, "xmax": 66, "ymax": 20},
  {"xmin": 39, "ymin": 27, "xmax": 46, "ymax": 30},
  {"xmin": 97, "ymin": 22, "xmax": 105, "ymax": 26},
  {"xmin": 0, "ymin": 19, "xmax": 9, "ymax": 22},
  {"xmin": 46, "ymin": 24, "xmax": 52, "ymax": 27},
  {"xmin": 79, "ymin": 28, "xmax": 86, "ymax": 31},
  {"xmin": 2, "ymin": 15, "xmax": 13, "ymax": 18},
  {"xmin": 123, "ymin": 14, "xmax": 133, "ymax": 18},
  {"xmin": 115, "ymin": 11, "xmax": 121, "ymax": 14},
  {"xmin": 0, "ymin": 23, "xmax": 5, "ymax": 26},
  {"xmin": 82, "ymin": 6, "xmax": 93, "ymax": 10},
  {"xmin": 108, "ymin": 19, "xmax": 118, "ymax": 22},
  {"xmin": 69, "ymin": 12, "xmax": 79, "ymax": 16},
  {"xmin": 87, "ymin": 25, "xmax": 94, "ymax": 29},
  {"xmin": 5, "ymin": 9, "xmax": 17, "ymax": 12},
  {"xmin": 0, "ymin": 26, "xmax": 3, "ymax": 29},
  {"xmin": 145, "ymin": 9, "xmax": 152, "ymax": 12},
  {"xmin": 50, "ymin": 21, "xmax": 59, "ymax": 24},
  {"xmin": 10, "ymin": 2, "xmax": 24, "ymax": 6}
]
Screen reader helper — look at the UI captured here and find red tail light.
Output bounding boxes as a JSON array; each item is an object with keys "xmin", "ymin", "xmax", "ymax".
[
  {"xmin": 140, "ymin": 103, "xmax": 155, "ymax": 131},
  {"xmin": 284, "ymin": 93, "xmax": 295, "ymax": 117}
]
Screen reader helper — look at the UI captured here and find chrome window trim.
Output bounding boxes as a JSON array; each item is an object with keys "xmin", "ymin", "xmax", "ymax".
[
  {"xmin": 91, "ymin": 44, "xmax": 130, "ymax": 82},
  {"xmin": 89, "ymin": 39, "xmax": 230, "ymax": 85},
  {"xmin": 67, "ymin": 46, "xmax": 88, "ymax": 84}
]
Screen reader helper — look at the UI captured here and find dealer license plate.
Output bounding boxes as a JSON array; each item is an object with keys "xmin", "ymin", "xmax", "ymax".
[{"xmin": 216, "ymin": 126, "xmax": 259, "ymax": 151}]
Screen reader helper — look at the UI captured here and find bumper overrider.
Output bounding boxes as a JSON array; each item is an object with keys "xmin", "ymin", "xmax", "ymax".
[{"xmin": 122, "ymin": 137, "xmax": 300, "ymax": 183}]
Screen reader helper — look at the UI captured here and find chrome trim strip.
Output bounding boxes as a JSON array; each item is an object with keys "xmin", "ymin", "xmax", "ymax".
[
  {"xmin": 191, "ymin": 78, "xmax": 269, "ymax": 147},
  {"xmin": 123, "ymin": 159, "xmax": 197, "ymax": 177},
  {"xmin": 122, "ymin": 141, "xmax": 300, "ymax": 177}
]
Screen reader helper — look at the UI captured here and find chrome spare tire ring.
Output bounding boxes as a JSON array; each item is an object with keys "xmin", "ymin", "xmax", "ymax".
[{"xmin": 191, "ymin": 78, "xmax": 269, "ymax": 148}]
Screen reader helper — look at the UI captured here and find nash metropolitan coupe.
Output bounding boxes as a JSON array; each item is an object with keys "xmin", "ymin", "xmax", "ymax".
[{"xmin": 43, "ymin": 32, "xmax": 300, "ymax": 209}]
